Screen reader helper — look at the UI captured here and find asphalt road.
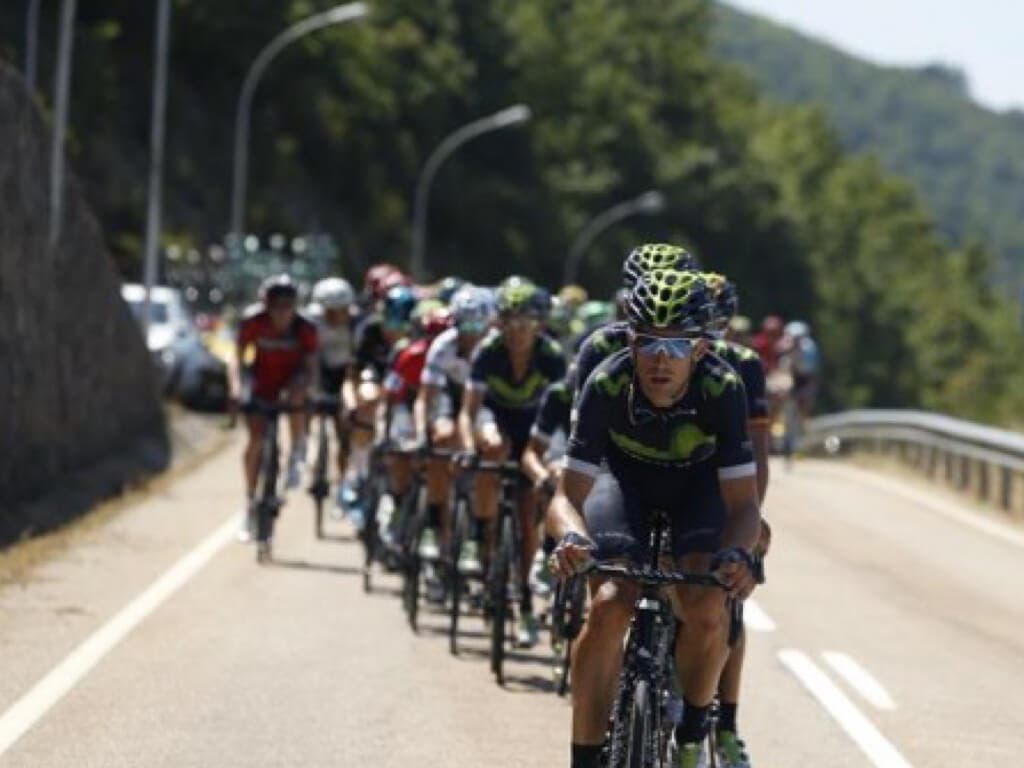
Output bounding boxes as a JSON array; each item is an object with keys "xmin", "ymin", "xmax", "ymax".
[{"xmin": 1, "ymin": 440, "xmax": 1022, "ymax": 767}]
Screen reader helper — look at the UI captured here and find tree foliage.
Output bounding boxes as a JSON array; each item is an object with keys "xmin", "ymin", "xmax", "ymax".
[{"xmin": 2, "ymin": 0, "xmax": 1021, "ymax": 423}]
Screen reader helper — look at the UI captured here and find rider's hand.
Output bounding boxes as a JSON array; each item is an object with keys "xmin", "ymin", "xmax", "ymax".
[
  {"xmin": 550, "ymin": 531, "xmax": 596, "ymax": 579},
  {"xmin": 712, "ymin": 548, "xmax": 757, "ymax": 600},
  {"xmin": 452, "ymin": 449, "xmax": 478, "ymax": 471}
]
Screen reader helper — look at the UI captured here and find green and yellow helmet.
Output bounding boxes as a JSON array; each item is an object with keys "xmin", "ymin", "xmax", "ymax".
[
  {"xmin": 621, "ymin": 243, "xmax": 699, "ymax": 290},
  {"xmin": 625, "ymin": 268, "xmax": 714, "ymax": 332},
  {"xmin": 496, "ymin": 275, "xmax": 543, "ymax": 317},
  {"xmin": 702, "ymin": 272, "xmax": 739, "ymax": 326}
]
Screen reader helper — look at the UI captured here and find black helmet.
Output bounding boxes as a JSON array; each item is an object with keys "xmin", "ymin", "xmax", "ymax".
[
  {"xmin": 702, "ymin": 272, "xmax": 739, "ymax": 325},
  {"xmin": 260, "ymin": 273, "xmax": 298, "ymax": 303}
]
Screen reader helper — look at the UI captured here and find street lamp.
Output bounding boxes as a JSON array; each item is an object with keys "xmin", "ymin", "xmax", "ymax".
[
  {"xmin": 141, "ymin": 0, "xmax": 173, "ymax": 335},
  {"xmin": 563, "ymin": 190, "xmax": 665, "ymax": 285},
  {"xmin": 409, "ymin": 104, "xmax": 532, "ymax": 281},
  {"xmin": 229, "ymin": 2, "xmax": 369, "ymax": 236},
  {"xmin": 24, "ymin": 0, "xmax": 42, "ymax": 92},
  {"xmin": 48, "ymin": 0, "xmax": 77, "ymax": 247}
]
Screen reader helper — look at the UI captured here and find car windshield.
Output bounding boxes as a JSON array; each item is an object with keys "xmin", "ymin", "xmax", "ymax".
[{"xmin": 127, "ymin": 298, "xmax": 170, "ymax": 325}]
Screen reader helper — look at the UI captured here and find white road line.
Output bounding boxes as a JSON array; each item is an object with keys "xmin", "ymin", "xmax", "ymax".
[
  {"xmin": 779, "ymin": 649, "xmax": 912, "ymax": 768},
  {"xmin": 0, "ymin": 516, "xmax": 236, "ymax": 757},
  {"xmin": 813, "ymin": 464, "xmax": 1024, "ymax": 550},
  {"xmin": 743, "ymin": 598, "xmax": 777, "ymax": 632},
  {"xmin": 823, "ymin": 651, "xmax": 896, "ymax": 711}
]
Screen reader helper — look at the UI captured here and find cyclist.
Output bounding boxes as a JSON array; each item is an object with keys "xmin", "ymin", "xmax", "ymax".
[
  {"xmin": 413, "ymin": 285, "xmax": 496, "ymax": 570},
  {"xmin": 231, "ymin": 274, "xmax": 319, "ymax": 539},
  {"xmin": 780, "ymin": 320, "xmax": 821, "ymax": 421},
  {"xmin": 548, "ymin": 268, "xmax": 761, "ymax": 768},
  {"xmin": 458, "ymin": 276, "xmax": 566, "ymax": 647},
  {"xmin": 306, "ymin": 277, "xmax": 357, "ymax": 510},
  {"xmin": 342, "ymin": 281, "xmax": 417, "ymax": 521},
  {"xmin": 520, "ymin": 368, "xmax": 576, "ymax": 599}
]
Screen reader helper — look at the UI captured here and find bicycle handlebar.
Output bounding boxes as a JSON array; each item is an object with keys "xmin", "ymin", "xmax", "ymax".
[{"xmin": 580, "ymin": 561, "xmax": 727, "ymax": 590}]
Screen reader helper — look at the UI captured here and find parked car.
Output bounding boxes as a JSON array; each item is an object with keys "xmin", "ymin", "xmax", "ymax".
[{"xmin": 121, "ymin": 283, "xmax": 229, "ymax": 411}]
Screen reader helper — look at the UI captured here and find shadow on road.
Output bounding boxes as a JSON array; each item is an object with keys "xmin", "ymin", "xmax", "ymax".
[
  {"xmin": 269, "ymin": 558, "xmax": 362, "ymax": 577},
  {"xmin": 317, "ymin": 532, "xmax": 358, "ymax": 544}
]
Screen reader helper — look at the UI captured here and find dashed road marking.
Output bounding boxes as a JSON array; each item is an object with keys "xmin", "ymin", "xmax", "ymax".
[
  {"xmin": 744, "ymin": 598, "xmax": 777, "ymax": 632},
  {"xmin": 0, "ymin": 516, "xmax": 236, "ymax": 757},
  {"xmin": 823, "ymin": 651, "xmax": 896, "ymax": 711},
  {"xmin": 779, "ymin": 649, "xmax": 912, "ymax": 768}
]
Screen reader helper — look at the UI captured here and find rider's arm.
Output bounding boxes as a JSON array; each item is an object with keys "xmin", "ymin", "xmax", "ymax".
[
  {"xmin": 522, "ymin": 435, "xmax": 550, "ymax": 487},
  {"xmin": 458, "ymin": 386, "xmax": 483, "ymax": 452},
  {"xmin": 546, "ymin": 468, "xmax": 595, "ymax": 540},
  {"xmin": 413, "ymin": 385, "xmax": 433, "ymax": 444},
  {"xmin": 230, "ymin": 320, "xmax": 252, "ymax": 400},
  {"xmin": 711, "ymin": 373, "xmax": 762, "ymax": 556}
]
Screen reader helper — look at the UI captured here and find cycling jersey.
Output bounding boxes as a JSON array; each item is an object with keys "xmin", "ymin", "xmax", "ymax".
[
  {"xmin": 354, "ymin": 314, "xmax": 392, "ymax": 379},
  {"xmin": 305, "ymin": 303, "xmax": 355, "ymax": 369},
  {"xmin": 709, "ymin": 339, "xmax": 769, "ymax": 424},
  {"xmin": 385, "ymin": 337, "xmax": 430, "ymax": 405},
  {"xmin": 468, "ymin": 328, "xmax": 566, "ymax": 455},
  {"xmin": 238, "ymin": 311, "xmax": 318, "ymax": 399},
  {"xmin": 530, "ymin": 376, "xmax": 574, "ymax": 445},
  {"xmin": 568, "ymin": 348, "xmax": 754, "ymax": 558},
  {"xmin": 576, "ymin": 322, "xmax": 767, "ymax": 424},
  {"xmin": 421, "ymin": 327, "xmax": 471, "ymax": 392}
]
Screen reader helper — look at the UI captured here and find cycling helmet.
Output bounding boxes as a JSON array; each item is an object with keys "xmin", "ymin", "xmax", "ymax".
[
  {"xmin": 495, "ymin": 275, "xmax": 542, "ymax": 317},
  {"xmin": 260, "ymin": 273, "xmax": 298, "ymax": 303},
  {"xmin": 762, "ymin": 315, "xmax": 783, "ymax": 334},
  {"xmin": 450, "ymin": 284, "xmax": 495, "ymax": 326},
  {"xmin": 621, "ymin": 243, "xmax": 699, "ymax": 290},
  {"xmin": 418, "ymin": 305, "xmax": 454, "ymax": 338},
  {"xmin": 702, "ymin": 272, "xmax": 739, "ymax": 325},
  {"xmin": 381, "ymin": 269, "xmax": 413, "ymax": 293},
  {"xmin": 364, "ymin": 263, "xmax": 400, "ymax": 301},
  {"xmin": 311, "ymin": 277, "xmax": 355, "ymax": 310},
  {"xmin": 625, "ymin": 268, "xmax": 714, "ymax": 332},
  {"xmin": 558, "ymin": 284, "xmax": 588, "ymax": 309},
  {"xmin": 547, "ymin": 297, "xmax": 573, "ymax": 337},
  {"xmin": 437, "ymin": 276, "xmax": 465, "ymax": 304},
  {"xmin": 383, "ymin": 285, "xmax": 417, "ymax": 327},
  {"xmin": 785, "ymin": 320, "xmax": 811, "ymax": 338}
]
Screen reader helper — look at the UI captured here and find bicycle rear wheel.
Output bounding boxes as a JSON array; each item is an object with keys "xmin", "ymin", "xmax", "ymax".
[
  {"xmin": 313, "ymin": 427, "xmax": 329, "ymax": 539},
  {"xmin": 361, "ymin": 480, "xmax": 381, "ymax": 593},
  {"xmin": 490, "ymin": 514, "xmax": 514, "ymax": 685},
  {"xmin": 403, "ymin": 496, "xmax": 427, "ymax": 632}
]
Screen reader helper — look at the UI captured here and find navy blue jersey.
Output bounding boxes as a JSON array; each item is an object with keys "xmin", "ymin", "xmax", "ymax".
[{"xmin": 567, "ymin": 349, "xmax": 754, "ymax": 508}]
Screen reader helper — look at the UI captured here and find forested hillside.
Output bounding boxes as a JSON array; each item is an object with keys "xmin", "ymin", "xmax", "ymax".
[
  {"xmin": 2, "ymin": 0, "xmax": 1022, "ymax": 422},
  {"xmin": 713, "ymin": 2, "xmax": 1024, "ymax": 293}
]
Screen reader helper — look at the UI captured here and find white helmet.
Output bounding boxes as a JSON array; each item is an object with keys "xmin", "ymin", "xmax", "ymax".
[
  {"xmin": 450, "ymin": 284, "xmax": 496, "ymax": 326},
  {"xmin": 312, "ymin": 277, "xmax": 354, "ymax": 310},
  {"xmin": 785, "ymin": 320, "xmax": 811, "ymax": 338}
]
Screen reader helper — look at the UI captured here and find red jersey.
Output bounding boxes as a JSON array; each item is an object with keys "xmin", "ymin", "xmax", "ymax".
[
  {"xmin": 238, "ymin": 311, "xmax": 318, "ymax": 398},
  {"xmin": 384, "ymin": 337, "xmax": 430, "ymax": 405}
]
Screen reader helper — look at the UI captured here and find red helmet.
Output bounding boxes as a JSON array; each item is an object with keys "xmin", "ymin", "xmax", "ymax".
[
  {"xmin": 762, "ymin": 315, "xmax": 783, "ymax": 334},
  {"xmin": 419, "ymin": 306, "xmax": 453, "ymax": 338},
  {"xmin": 364, "ymin": 263, "xmax": 401, "ymax": 302}
]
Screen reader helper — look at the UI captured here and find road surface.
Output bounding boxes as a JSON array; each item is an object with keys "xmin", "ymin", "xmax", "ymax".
[{"xmin": 1, "ymin": 438, "xmax": 1022, "ymax": 767}]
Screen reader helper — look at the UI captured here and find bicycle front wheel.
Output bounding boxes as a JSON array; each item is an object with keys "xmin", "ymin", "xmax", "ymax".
[
  {"xmin": 490, "ymin": 514, "xmax": 514, "ymax": 685},
  {"xmin": 626, "ymin": 679, "xmax": 655, "ymax": 768}
]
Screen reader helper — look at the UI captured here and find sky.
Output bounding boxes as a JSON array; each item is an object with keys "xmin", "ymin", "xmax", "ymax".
[{"xmin": 724, "ymin": 0, "xmax": 1024, "ymax": 111}]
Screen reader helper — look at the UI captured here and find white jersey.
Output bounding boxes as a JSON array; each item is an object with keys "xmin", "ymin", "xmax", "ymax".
[
  {"xmin": 305, "ymin": 303, "xmax": 354, "ymax": 369},
  {"xmin": 421, "ymin": 327, "xmax": 470, "ymax": 389}
]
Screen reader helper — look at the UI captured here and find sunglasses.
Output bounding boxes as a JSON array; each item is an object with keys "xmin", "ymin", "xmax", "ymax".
[
  {"xmin": 630, "ymin": 332, "xmax": 699, "ymax": 359},
  {"xmin": 458, "ymin": 320, "xmax": 488, "ymax": 335}
]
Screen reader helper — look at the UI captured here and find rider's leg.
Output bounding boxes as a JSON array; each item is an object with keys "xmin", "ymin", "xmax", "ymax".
[
  {"xmin": 346, "ymin": 379, "xmax": 380, "ymax": 486},
  {"xmin": 286, "ymin": 384, "xmax": 308, "ymax": 458},
  {"xmin": 571, "ymin": 577, "xmax": 638, "ymax": 745},
  {"xmin": 517, "ymin": 484, "xmax": 539, "ymax": 608},
  {"xmin": 717, "ymin": 624, "xmax": 746, "ymax": 732},
  {"xmin": 244, "ymin": 414, "xmax": 266, "ymax": 498},
  {"xmin": 672, "ymin": 552, "xmax": 730, "ymax": 745},
  {"xmin": 428, "ymin": 417, "xmax": 458, "ymax": 540}
]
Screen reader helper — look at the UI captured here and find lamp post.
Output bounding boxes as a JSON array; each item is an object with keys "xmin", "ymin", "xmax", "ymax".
[
  {"xmin": 141, "ymin": 0, "xmax": 172, "ymax": 335},
  {"xmin": 563, "ymin": 190, "xmax": 665, "ymax": 285},
  {"xmin": 408, "ymin": 104, "xmax": 532, "ymax": 281},
  {"xmin": 48, "ymin": 0, "xmax": 77, "ymax": 247},
  {"xmin": 229, "ymin": 2, "xmax": 370, "ymax": 236}
]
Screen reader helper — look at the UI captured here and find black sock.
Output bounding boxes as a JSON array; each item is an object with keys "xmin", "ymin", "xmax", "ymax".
[
  {"xmin": 717, "ymin": 701, "xmax": 738, "ymax": 734},
  {"xmin": 570, "ymin": 743, "xmax": 603, "ymax": 768},
  {"xmin": 426, "ymin": 503, "xmax": 442, "ymax": 530},
  {"xmin": 521, "ymin": 582, "xmax": 534, "ymax": 614},
  {"xmin": 543, "ymin": 534, "xmax": 556, "ymax": 556},
  {"xmin": 676, "ymin": 698, "xmax": 711, "ymax": 745}
]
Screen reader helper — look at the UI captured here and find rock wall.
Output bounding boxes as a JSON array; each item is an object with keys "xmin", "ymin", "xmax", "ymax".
[{"xmin": 0, "ymin": 62, "xmax": 168, "ymax": 544}]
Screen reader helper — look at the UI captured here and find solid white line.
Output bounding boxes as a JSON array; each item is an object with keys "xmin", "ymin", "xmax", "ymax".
[
  {"xmin": 814, "ymin": 463, "xmax": 1024, "ymax": 550},
  {"xmin": 823, "ymin": 651, "xmax": 896, "ymax": 711},
  {"xmin": 0, "ymin": 516, "xmax": 236, "ymax": 757},
  {"xmin": 743, "ymin": 598, "xmax": 777, "ymax": 632},
  {"xmin": 779, "ymin": 649, "xmax": 912, "ymax": 768}
]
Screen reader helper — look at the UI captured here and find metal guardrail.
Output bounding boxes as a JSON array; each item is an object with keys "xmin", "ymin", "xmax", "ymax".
[{"xmin": 799, "ymin": 409, "xmax": 1024, "ymax": 517}]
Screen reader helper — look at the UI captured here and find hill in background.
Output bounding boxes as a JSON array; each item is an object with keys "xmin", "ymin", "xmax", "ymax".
[{"xmin": 713, "ymin": 2, "xmax": 1024, "ymax": 294}]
